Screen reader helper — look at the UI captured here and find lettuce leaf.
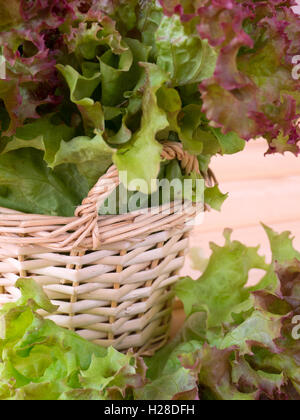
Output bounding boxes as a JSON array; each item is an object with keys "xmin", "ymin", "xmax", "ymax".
[
  {"xmin": 159, "ymin": 0, "xmax": 300, "ymax": 153},
  {"xmin": 156, "ymin": 15, "xmax": 217, "ymax": 86},
  {"xmin": 0, "ymin": 278, "xmax": 147, "ymax": 401},
  {"xmin": 56, "ymin": 65, "xmax": 104, "ymax": 136},
  {"xmin": 0, "ymin": 149, "xmax": 88, "ymax": 216},
  {"xmin": 1, "ymin": 116, "xmax": 76, "ymax": 164},
  {"xmin": 113, "ymin": 63, "xmax": 168, "ymax": 193},
  {"xmin": 51, "ymin": 134, "xmax": 114, "ymax": 188}
]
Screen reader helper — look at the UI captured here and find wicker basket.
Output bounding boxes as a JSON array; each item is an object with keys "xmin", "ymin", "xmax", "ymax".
[{"xmin": 0, "ymin": 142, "xmax": 211, "ymax": 355}]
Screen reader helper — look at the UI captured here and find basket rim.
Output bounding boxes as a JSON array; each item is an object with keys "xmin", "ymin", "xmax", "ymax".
[
  {"xmin": 0, "ymin": 200, "xmax": 201, "ymax": 251},
  {"xmin": 0, "ymin": 142, "xmax": 213, "ymax": 251}
]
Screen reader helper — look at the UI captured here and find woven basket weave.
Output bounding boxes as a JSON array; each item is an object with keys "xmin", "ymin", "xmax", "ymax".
[{"xmin": 0, "ymin": 142, "xmax": 212, "ymax": 355}]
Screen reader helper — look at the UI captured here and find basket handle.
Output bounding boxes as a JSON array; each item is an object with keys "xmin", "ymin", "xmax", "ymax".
[{"xmin": 74, "ymin": 142, "xmax": 207, "ymax": 249}]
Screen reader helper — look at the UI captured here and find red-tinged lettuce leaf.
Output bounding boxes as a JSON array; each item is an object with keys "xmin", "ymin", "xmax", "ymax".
[
  {"xmin": 86, "ymin": 0, "xmax": 140, "ymax": 31},
  {"xmin": 65, "ymin": 13, "xmax": 127, "ymax": 60},
  {"xmin": 251, "ymin": 283, "xmax": 300, "ymax": 395},
  {"xmin": 159, "ymin": 0, "xmax": 202, "ymax": 17},
  {"xmin": 275, "ymin": 313, "xmax": 300, "ymax": 365},
  {"xmin": 207, "ymin": 2, "xmax": 299, "ymax": 149},
  {"xmin": 231, "ymin": 356, "xmax": 287, "ymax": 400},
  {"xmin": 0, "ymin": 0, "xmax": 79, "ymax": 135},
  {"xmin": 268, "ymin": 131, "xmax": 300, "ymax": 155},
  {"xmin": 275, "ymin": 262, "xmax": 300, "ymax": 310},
  {"xmin": 145, "ymin": 321, "xmax": 260, "ymax": 400},
  {"xmin": 251, "ymin": 290, "xmax": 293, "ymax": 316},
  {"xmin": 180, "ymin": 316, "xmax": 287, "ymax": 399},
  {"xmin": 75, "ymin": 0, "xmax": 160, "ymax": 36},
  {"xmin": 235, "ymin": 229, "xmax": 300, "ymax": 394},
  {"xmin": 196, "ymin": 345, "xmax": 257, "ymax": 400},
  {"xmin": 161, "ymin": 0, "xmax": 300, "ymax": 152},
  {"xmin": 251, "ymin": 348, "xmax": 300, "ymax": 399},
  {"xmin": 20, "ymin": 0, "xmax": 76, "ymax": 24}
]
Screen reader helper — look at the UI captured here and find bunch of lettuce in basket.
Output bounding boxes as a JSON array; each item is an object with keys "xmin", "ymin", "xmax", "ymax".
[{"xmin": 0, "ymin": 0, "xmax": 299, "ymax": 216}]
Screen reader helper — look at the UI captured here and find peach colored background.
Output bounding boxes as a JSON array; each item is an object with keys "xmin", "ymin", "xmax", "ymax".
[{"xmin": 293, "ymin": 0, "xmax": 300, "ymax": 14}]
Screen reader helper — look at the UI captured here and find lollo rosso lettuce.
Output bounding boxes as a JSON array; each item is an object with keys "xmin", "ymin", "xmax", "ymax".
[
  {"xmin": 160, "ymin": 0, "xmax": 300, "ymax": 154},
  {"xmin": 0, "ymin": 0, "xmax": 298, "ymax": 217}
]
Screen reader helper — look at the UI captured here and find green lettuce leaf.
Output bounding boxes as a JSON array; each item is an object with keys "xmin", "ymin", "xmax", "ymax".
[
  {"xmin": 1, "ymin": 116, "xmax": 76, "ymax": 165},
  {"xmin": 209, "ymin": 128, "xmax": 245, "ymax": 156},
  {"xmin": 80, "ymin": 348, "xmax": 146, "ymax": 399},
  {"xmin": 137, "ymin": 0, "xmax": 164, "ymax": 60},
  {"xmin": 100, "ymin": 38, "xmax": 150, "ymax": 107},
  {"xmin": 156, "ymin": 15, "xmax": 217, "ymax": 87},
  {"xmin": 176, "ymin": 229, "xmax": 269, "ymax": 326},
  {"xmin": 263, "ymin": 224, "xmax": 300, "ymax": 265},
  {"xmin": 204, "ymin": 185, "xmax": 228, "ymax": 212},
  {"xmin": 51, "ymin": 134, "xmax": 114, "ymax": 188},
  {"xmin": 57, "ymin": 64, "xmax": 104, "ymax": 136},
  {"xmin": 0, "ymin": 149, "xmax": 88, "ymax": 216},
  {"xmin": 220, "ymin": 311, "xmax": 283, "ymax": 356},
  {"xmin": 113, "ymin": 64, "xmax": 168, "ymax": 193},
  {"xmin": 134, "ymin": 367, "xmax": 198, "ymax": 400}
]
